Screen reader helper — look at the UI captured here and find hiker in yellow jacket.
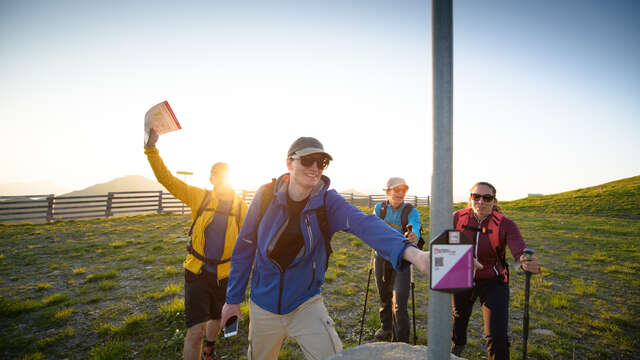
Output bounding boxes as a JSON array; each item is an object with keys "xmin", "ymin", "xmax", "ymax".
[{"xmin": 145, "ymin": 129, "xmax": 248, "ymax": 360}]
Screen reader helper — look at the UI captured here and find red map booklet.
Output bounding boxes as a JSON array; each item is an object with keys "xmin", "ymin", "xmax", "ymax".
[{"xmin": 144, "ymin": 101, "xmax": 181, "ymax": 144}]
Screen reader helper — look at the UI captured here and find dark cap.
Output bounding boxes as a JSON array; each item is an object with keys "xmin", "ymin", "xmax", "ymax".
[{"xmin": 287, "ymin": 137, "xmax": 333, "ymax": 160}]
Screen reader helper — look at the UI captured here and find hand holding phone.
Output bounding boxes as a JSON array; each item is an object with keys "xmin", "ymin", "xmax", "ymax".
[{"xmin": 223, "ymin": 315, "xmax": 238, "ymax": 338}]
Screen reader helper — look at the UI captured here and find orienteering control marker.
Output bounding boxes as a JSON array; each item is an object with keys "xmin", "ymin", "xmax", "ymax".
[{"xmin": 429, "ymin": 230, "xmax": 474, "ymax": 293}]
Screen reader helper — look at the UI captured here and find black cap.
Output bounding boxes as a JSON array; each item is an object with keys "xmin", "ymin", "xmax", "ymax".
[{"xmin": 287, "ymin": 137, "xmax": 333, "ymax": 160}]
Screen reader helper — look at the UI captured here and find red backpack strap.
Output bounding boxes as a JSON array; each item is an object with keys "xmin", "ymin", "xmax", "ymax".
[
  {"xmin": 454, "ymin": 208, "xmax": 473, "ymax": 232},
  {"xmin": 486, "ymin": 211, "xmax": 504, "ymax": 256},
  {"xmin": 487, "ymin": 211, "xmax": 509, "ymax": 282}
]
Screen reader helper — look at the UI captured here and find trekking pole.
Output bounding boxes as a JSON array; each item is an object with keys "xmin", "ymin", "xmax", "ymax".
[
  {"xmin": 358, "ymin": 249, "xmax": 375, "ymax": 345},
  {"xmin": 407, "ymin": 224, "xmax": 417, "ymax": 345},
  {"xmin": 522, "ymin": 248, "xmax": 534, "ymax": 360},
  {"xmin": 410, "ymin": 263, "xmax": 417, "ymax": 345}
]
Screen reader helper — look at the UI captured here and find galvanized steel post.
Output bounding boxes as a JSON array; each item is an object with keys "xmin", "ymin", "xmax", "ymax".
[{"xmin": 429, "ymin": 0, "xmax": 454, "ymax": 359}]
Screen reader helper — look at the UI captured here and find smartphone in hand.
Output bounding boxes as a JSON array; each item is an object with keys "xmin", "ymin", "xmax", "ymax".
[{"xmin": 224, "ymin": 316, "xmax": 238, "ymax": 338}]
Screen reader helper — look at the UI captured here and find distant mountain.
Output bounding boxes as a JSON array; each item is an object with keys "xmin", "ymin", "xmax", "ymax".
[
  {"xmin": 0, "ymin": 181, "xmax": 72, "ymax": 196},
  {"xmin": 339, "ymin": 188, "xmax": 369, "ymax": 196},
  {"xmin": 61, "ymin": 175, "xmax": 167, "ymax": 197}
]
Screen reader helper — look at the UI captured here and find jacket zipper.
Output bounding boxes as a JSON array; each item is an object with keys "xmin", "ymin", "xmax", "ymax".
[
  {"xmin": 474, "ymin": 230, "xmax": 479, "ymax": 279},
  {"xmin": 473, "ymin": 213, "xmax": 483, "ymax": 279},
  {"xmin": 473, "ymin": 215, "xmax": 500, "ymax": 278},
  {"xmin": 278, "ymin": 271, "xmax": 284, "ymax": 314},
  {"xmin": 308, "ymin": 262, "xmax": 316, "ymax": 290},
  {"xmin": 266, "ymin": 214, "xmax": 287, "ymax": 315},
  {"xmin": 305, "ymin": 215, "xmax": 313, "ymax": 251}
]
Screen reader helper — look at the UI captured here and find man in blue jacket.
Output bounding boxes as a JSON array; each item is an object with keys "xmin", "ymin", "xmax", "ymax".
[{"xmin": 220, "ymin": 137, "xmax": 430, "ymax": 360}]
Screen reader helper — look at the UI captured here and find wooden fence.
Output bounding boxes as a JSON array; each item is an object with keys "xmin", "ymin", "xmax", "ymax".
[{"xmin": 0, "ymin": 191, "xmax": 430, "ymax": 223}]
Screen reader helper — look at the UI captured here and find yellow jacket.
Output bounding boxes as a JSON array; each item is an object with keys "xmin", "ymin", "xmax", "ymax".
[{"xmin": 145, "ymin": 146, "xmax": 248, "ymax": 279}]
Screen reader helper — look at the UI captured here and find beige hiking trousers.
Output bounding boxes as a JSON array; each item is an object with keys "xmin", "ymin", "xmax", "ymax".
[{"xmin": 248, "ymin": 294, "xmax": 343, "ymax": 360}]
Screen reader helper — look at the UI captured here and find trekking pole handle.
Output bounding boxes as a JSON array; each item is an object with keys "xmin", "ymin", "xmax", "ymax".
[
  {"xmin": 406, "ymin": 224, "xmax": 414, "ymax": 242},
  {"xmin": 522, "ymin": 248, "xmax": 535, "ymax": 274}
]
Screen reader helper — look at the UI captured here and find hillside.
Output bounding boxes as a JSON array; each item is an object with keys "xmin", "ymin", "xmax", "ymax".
[
  {"xmin": 501, "ymin": 175, "xmax": 640, "ymax": 218},
  {"xmin": 61, "ymin": 175, "xmax": 167, "ymax": 197}
]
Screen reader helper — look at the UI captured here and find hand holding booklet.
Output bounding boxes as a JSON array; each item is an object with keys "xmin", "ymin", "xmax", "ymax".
[{"xmin": 144, "ymin": 101, "xmax": 182, "ymax": 145}]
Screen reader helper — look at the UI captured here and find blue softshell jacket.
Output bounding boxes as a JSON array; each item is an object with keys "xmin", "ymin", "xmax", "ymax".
[
  {"xmin": 373, "ymin": 202, "xmax": 422, "ymax": 238},
  {"xmin": 226, "ymin": 173, "xmax": 416, "ymax": 315}
]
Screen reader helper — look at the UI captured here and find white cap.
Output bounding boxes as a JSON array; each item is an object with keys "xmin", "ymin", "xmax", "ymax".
[{"xmin": 384, "ymin": 177, "xmax": 409, "ymax": 191}]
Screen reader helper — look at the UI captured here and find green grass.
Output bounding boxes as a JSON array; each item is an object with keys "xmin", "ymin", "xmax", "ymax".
[
  {"xmin": 0, "ymin": 178, "xmax": 638, "ymax": 359},
  {"xmin": 86, "ymin": 270, "xmax": 117, "ymax": 282},
  {"xmin": 53, "ymin": 307, "xmax": 74, "ymax": 321}
]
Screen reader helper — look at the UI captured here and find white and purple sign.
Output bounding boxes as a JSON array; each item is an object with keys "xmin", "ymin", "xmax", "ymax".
[{"xmin": 430, "ymin": 244, "xmax": 474, "ymax": 291}]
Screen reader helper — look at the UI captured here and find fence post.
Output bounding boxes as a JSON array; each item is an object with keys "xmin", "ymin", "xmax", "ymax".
[
  {"xmin": 368, "ymin": 195, "xmax": 372, "ymax": 208},
  {"xmin": 46, "ymin": 194, "xmax": 54, "ymax": 222},
  {"xmin": 414, "ymin": 195, "xmax": 418, "ymax": 207},
  {"xmin": 106, "ymin": 192, "xmax": 114, "ymax": 218},
  {"xmin": 157, "ymin": 191, "xmax": 163, "ymax": 214},
  {"xmin": 350, "ymin": 193, "xmax": 354, "ymax": 205}
]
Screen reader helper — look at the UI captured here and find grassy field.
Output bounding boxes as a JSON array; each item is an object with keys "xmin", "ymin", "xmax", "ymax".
[{"xmin": 1, "ymin": 177, "xmax": 638, "ymax": 359}]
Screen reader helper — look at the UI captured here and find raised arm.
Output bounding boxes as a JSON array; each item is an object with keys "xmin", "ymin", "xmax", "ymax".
[{"xmin": 144, "ymin": 129, "xmax": 203, "ymax": 208}]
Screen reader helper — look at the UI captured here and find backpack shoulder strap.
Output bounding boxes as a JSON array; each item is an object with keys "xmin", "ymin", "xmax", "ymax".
[
  {"xmin": 487, "ymin": 210, "xmax": 508, "ymax": 282},
  {"xmin": 233, "ymin": 195, "xmax": 242, "ymax": 231},
  {"xmin": 401, "ymin": 203, "xmax": 425, "ymax": 249},
  {"xmin": 258, "ymin": 178, "xmax": 276, "ymax": 224},
  {"xmin": 455, "ymin": 208, "xmax": 477, "ymax": 233},
  {"xmin": 400, "ymin": 203, "xmax": 414, "ymax": 232},
  {"xmin": 487, "ymin": 211, "xmax": 505, "ymax": 255},
  {"xmin": 378, "ymin": 201, "xmax": 388, "ymax": 220},
  {"xmin": 188, "ymin": 190, "xmax": 212, "ymax": 236}
]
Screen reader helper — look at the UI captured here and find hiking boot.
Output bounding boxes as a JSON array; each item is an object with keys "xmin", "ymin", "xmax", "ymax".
[
  {"xmin": 374, "ymin": 328, "xmax": 392, "ymax": 341},
  {"xmin": 451, "ymin": 343, "xmax": 465, "ymax": 356},
  {"xmin": 202, "ymin": 341, "xmax": 221, "ymax": 360}
]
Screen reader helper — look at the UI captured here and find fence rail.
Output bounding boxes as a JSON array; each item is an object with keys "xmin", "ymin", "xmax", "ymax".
[{"xmin": 0, "ymin": 190, "xmax": 430, "ymax": 223}]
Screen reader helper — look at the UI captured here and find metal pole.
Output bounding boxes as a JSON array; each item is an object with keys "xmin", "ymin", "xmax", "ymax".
[{"xmin": 428, "ymin": 0, "xmax": 454, "ymax": 359}]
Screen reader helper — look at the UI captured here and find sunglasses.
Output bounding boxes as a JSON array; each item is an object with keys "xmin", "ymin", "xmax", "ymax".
[
  {"xmin": 292, "ymin": 154, "xmax": 331, "ymax": 170},
  {"xmin": 470, "ymin": 193, "xmax": 495, "ymax": 202}
]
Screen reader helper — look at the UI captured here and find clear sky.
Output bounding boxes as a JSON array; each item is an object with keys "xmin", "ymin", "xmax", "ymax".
[{"xmin": 1, "ymin": 0, "xmax": 638, "ymax": 201}]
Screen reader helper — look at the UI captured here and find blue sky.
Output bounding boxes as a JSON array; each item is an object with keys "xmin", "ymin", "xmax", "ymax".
[{"xmin": 1, "ymin": 0, "xmax": 638, "ymax": 200}]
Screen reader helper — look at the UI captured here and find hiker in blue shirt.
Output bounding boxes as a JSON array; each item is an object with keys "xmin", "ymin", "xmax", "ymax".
[
  {"xmin": 372, "ymin": 177, "xmax": 423, "ymax": 343},
  {"xmin": 220, "ymin": 137, "xmax": 431, "ymax": 360}
]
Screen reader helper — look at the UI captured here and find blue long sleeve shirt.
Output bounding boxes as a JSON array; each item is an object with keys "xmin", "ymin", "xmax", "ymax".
[{"xmin": 373, "ymin": 202, "xmax": 422, "ymax": 239}]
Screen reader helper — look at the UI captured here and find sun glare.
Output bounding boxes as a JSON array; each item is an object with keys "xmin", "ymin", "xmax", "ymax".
[
  {"xmin": 227, "ymin": 168, "xmax": 255, "ymax": 191},
  {"xmin": 211, "ymin": 166, "xmax": 266, "ymax": 192}
]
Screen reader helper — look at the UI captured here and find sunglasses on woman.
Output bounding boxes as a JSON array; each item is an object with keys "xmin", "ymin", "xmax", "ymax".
[
  {"xmin": 291, "ymin": 154, "xmax": 331, "ymax": 170},
  {"xmin": 470, "ymin": 193, "xmax": 495, "ymax": 202}
]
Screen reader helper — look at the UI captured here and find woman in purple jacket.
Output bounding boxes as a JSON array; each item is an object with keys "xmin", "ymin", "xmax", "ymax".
[{"xmin": 450, "ymin": 182, "xmax": 540, "ymax": 360}]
